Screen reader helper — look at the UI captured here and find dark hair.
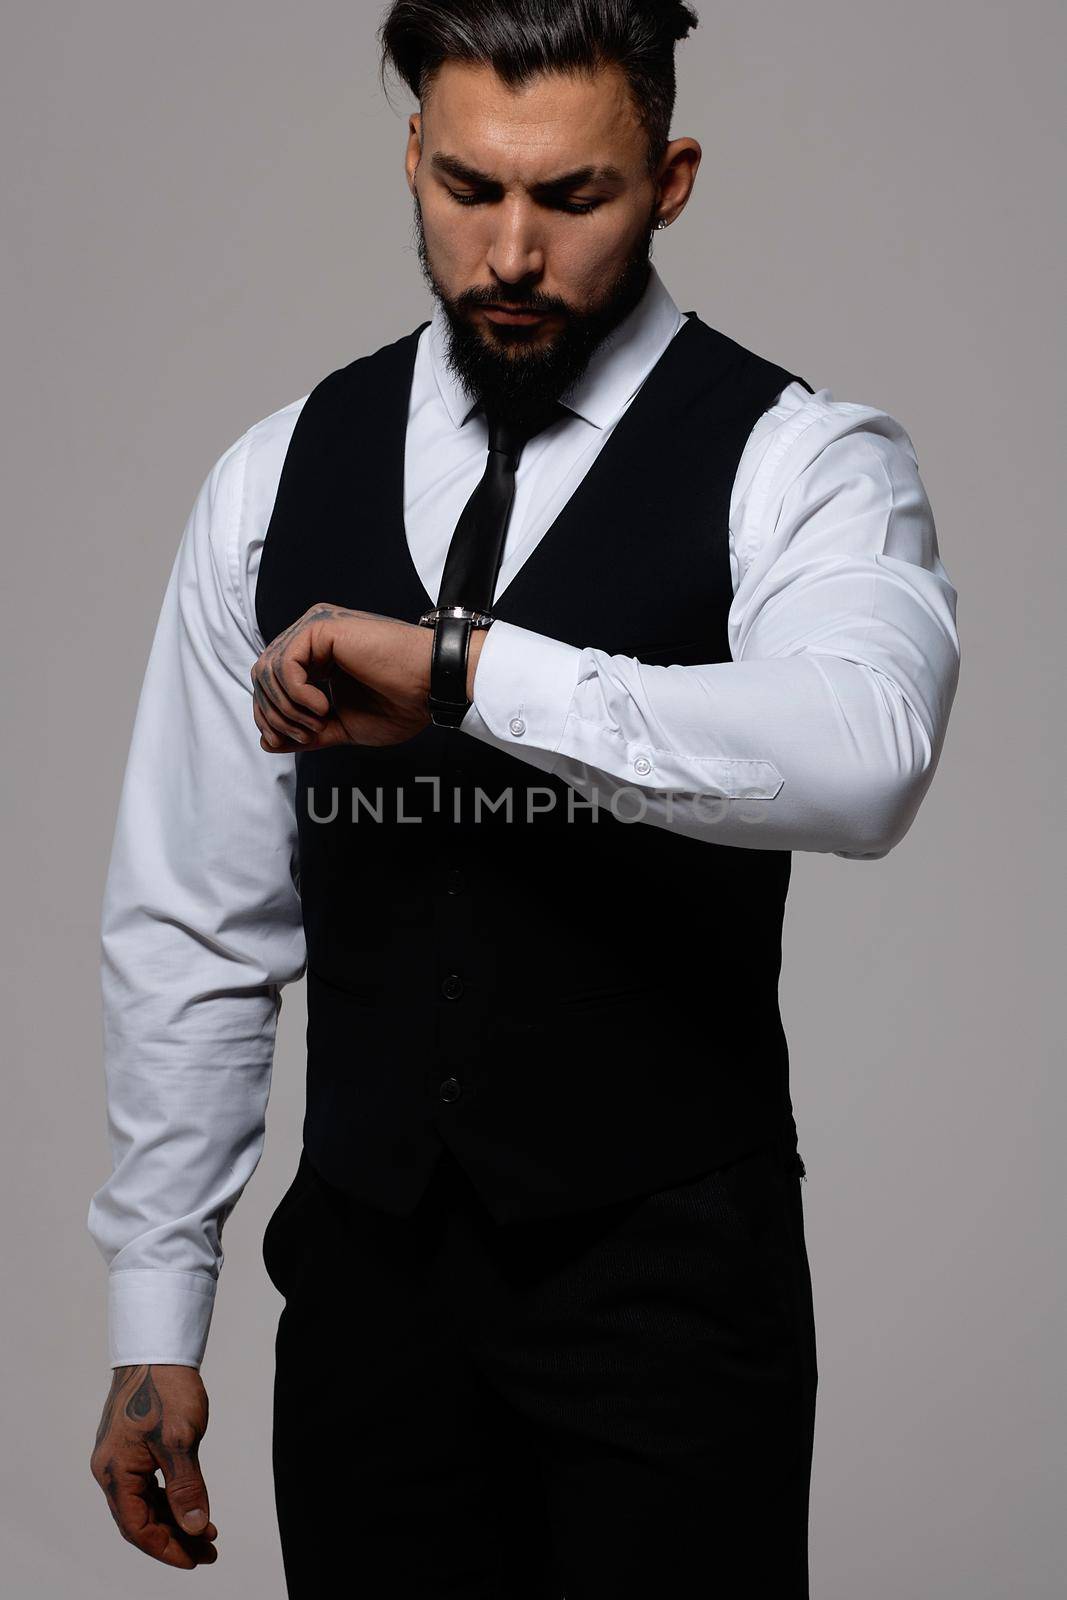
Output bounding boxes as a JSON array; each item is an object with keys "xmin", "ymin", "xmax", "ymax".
[{"xmin": 378, "ymin": 0, "xmax": 699, "ymax": 174}]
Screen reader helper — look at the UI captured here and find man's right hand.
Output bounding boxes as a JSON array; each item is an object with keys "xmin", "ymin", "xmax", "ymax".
[{"xmin": 90, "ymin": 1364, "xmax": 219, "ymax": 1568}]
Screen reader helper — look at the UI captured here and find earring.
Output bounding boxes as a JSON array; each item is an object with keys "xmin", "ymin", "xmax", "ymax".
[{"xmin": 656, "ymin": 218, "xmax": 670, "ymax": 230}]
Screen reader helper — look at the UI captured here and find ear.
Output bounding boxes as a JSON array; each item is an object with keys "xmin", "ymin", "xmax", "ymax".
[
  {"xmin": 405, "ymin": 113, "xmax": 422, "ymax": 193},
  {"xmin": 654, "ymin": 136, "xmax": 701, "ymax": 224}
]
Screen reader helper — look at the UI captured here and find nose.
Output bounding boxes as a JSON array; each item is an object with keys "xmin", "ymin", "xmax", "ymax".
[{"xmin": 485, "ymin": 196, "xmax": 545, "ymax": 287}]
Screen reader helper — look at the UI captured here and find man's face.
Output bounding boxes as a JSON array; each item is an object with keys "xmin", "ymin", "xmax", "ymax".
[{"xmin": 406, "ymin": 60, "xmax": 668, "ymax": 425}]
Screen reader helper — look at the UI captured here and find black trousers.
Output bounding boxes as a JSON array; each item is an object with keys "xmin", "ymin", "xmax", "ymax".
[{"xmin": 263, "ymin": 1129, "xmax": 818, "ymax": 1598}]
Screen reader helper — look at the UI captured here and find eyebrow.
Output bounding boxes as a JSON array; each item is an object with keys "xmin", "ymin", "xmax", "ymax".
[{"xmin": 430, "ymin": 152, "xmax": 624, "ymax": 192}]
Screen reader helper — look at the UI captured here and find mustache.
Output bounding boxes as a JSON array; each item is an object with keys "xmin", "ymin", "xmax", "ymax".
[{"xmin": 458, "ymin": 289, "xmax": 569, "ymax": 315}]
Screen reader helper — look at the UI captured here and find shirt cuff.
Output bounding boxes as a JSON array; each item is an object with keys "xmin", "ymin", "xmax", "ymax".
[
  {"xmin": 461, "ymin": 619, "xmax": 582, "ymax": 761},
  {"xmin": 107, "ymin": 1268, "xmax": 217, "ymax": 1370}
]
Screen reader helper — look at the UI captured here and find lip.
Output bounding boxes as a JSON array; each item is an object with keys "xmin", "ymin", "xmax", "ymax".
[{"xmin": 483, "ymin": 305, "xmax": 549, "ymax": 325}]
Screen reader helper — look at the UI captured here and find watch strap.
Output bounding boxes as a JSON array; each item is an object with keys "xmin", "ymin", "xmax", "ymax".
[{"xmin": 427, "ymin": 612, "xmax": 475, "ymax": 728}]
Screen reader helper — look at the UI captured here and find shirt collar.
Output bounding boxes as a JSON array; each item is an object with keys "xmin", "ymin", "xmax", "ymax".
[{"xmin": 428, "ymin": 263, "xmax": 687, "ymax": 432}]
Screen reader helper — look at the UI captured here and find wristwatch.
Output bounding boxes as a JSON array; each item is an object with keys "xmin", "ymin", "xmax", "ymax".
[{"xmin": 418, "ymin": 605, "xmax": 495, "ymax": 728}]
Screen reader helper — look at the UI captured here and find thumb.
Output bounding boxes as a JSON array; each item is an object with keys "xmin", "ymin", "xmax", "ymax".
[{"xmin": 158, "ymin": 1445, "xmax": 213, "ymax": 1537}]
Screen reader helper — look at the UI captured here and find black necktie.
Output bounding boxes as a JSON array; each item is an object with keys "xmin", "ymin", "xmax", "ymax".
[{"xmin": 436, "ymin": 400, "xmax": 565, "ymax": 612}]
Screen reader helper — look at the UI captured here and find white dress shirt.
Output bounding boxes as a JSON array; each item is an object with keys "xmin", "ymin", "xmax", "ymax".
[{"xmin": 87, "ymin": 264, "xmax": 960, "ymax": 1369}]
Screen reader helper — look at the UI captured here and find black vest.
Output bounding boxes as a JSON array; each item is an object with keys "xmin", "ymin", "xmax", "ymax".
[{"xmin": 256, "ymin": 311, "xmax": 813, "ymax": 1222}]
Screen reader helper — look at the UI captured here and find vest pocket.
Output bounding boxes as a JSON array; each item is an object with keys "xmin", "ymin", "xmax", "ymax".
[{"xmin": 306, "ymin": 963, "xmax": 386, "ymax": 1004}]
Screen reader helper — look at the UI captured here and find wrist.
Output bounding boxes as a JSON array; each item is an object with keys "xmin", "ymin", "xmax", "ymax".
[
  {"xmin": 417, "ymin": 608, "xmax": 493, "ymax": 727},
  {"xmin": 415, "ymin": 621, "xmax": 435, "ymax": 700}
]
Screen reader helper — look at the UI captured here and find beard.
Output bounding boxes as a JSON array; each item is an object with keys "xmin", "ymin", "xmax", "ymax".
[{"xmin": 412, "ymin": 191, "xmax": 659, "ymax": 429}]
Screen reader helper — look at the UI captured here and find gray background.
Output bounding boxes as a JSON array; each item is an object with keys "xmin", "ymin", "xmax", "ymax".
[{"xmin": 2, "ymin": 2, "xmax": 1063, "ymax": 1594}]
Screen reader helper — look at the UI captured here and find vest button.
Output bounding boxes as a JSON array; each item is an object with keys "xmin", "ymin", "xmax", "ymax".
[
  {"xmin": 446, "ymin": 869, "xmax": 465, "ymax": 895},
  {"xmin": 438, "ymin": 1076, "xmax": 462, "ymax": 1103},
  {"xmin": 441, "ymin": 973, "xmax": 464, "ymax": 1000}
]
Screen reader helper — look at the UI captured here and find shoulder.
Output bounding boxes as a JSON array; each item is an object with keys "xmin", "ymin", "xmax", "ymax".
[
  {"xmin": 732, "ymin": 380, "xmax": 929, "ymax": 569},
  {"xmin": 235, "ymin": 392, "xmax": 311, "ymax": 545},
  {"xmin": 181, "ymin": 393, "xmax": 310, "ymax": 651},
  {"xmin": 746, "ymin": 381, "xmax": 921, "ymax": 481}
]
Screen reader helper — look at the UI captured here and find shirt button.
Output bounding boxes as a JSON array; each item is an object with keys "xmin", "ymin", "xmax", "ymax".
[
  {"xmin": 509, "ymin": 717, "xmax": 526, "ymax": 737},
  {"xmin": 633, "ymin": 756, "xmax": 652, "ymax": 776},
  {"xmin": 446, "ymin": 869, "xmax": 465, "ymax": 895},
  {"xmin": 441, "ymin": 973, "xmax": 465, "ymax": 1000},
  {"xmin": 439, "ymin": 1077, "xmax": 462, "ymax": 1103}
]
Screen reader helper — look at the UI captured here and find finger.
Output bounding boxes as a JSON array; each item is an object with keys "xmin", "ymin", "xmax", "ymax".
[
  {"xmin": 252, "ymin": 701, "xmax": 338, "ymax": 754},
  {"xmin": 252, "ymin": 694, "xmax": 308, "ymax": 749},
  {"xmin": 156, "ymin": 1441, "xmax": 212, "ymax": 1541},
  {"xmin": 258, "ymin": 657, "xmax": 327, "ymax": 729},
  {"xmin": 261, "ymin": 718, "xmax": 353, "ymax": 754},
  {"xmin": 146, "ymin": 1473, "xmax": 219, "ymax": 1559},
  {"xmin": 252, "ymin": 680, "xmax": 317, "ymax": 746},
  {"xmin": 252, "ymin": 684, "xmax": 359, "ymax": 754},
  {"xmin": 252, "ymin": 667, "xmax": 321, "ymax": 741},
  {"xmin": 274, "ymin": 654, "xmax": 332, "ymax": 721},
  {"xmin": 264, "ymin": 638, "xmax": 332, "ymax": 724},
  {"xmin": 104, "ymin": 1461, "xmax": 201, "ymax": 1569}
]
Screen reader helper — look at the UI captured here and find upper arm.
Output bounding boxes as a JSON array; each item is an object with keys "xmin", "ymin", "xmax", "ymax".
[
  {"xmin": 730, "ymin": 393, "xmax": 961, "ymax": 747},
  {"xmin": 101, "ymin": 419, "xmax": 307, "ymax": 1019}
]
